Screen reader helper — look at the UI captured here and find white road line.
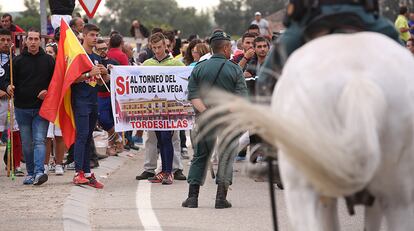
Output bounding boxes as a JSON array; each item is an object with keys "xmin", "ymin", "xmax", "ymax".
[{"xmin": 136, "ymin": 181, "xmax": 163, "ymax": 231}]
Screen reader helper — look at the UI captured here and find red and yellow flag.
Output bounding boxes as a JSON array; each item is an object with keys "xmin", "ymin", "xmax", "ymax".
[{"xmin": 40, "ymin": 19, "xmax": 93, "ymax": 147}]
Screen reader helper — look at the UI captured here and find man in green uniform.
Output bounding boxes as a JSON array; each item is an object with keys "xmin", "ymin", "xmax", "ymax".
[
  {"xmin": 256, "ymin": 0, "xmax": 402, "ymax": 99},
  {"xmin": 182, "ymin": 31, "xmax": 248, "ymax": 209}
]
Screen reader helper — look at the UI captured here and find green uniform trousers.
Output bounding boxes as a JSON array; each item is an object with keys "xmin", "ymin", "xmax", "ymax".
[{"xmin": 187, "ymin": 128, "xmax": 239, "ymax": 186}]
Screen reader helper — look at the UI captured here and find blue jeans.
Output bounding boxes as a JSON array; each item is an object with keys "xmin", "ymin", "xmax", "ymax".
[
  {"xmin": 73, "ymin": 104, "xmax": 98, "ymax": 173},
  {"xmin": 155, "ymin": 131, "xmax": 174, "ymax": 173},
  {"xmin": 97, "ymin": 96, "xmax": 114, "ymax": 131},
  {"xmin": 14, "ymin": 108, "xmax": 49, "ymax": 176}
]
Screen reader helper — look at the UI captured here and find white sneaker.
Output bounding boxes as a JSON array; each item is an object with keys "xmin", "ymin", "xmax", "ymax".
[
  {"xmin": 48, "ymin": 164, "xmax": 56, "ymax": 173},
  {"xmin": 66, "ymin": 162, "xmax": 75, "ymax": 170},
  {"xmin": 55, "ymin": 164, "xmax": 64, "ymax": 175},
  {"xmin": 44, "ymin": 164, "xmax": 49, "ymax": 174}
]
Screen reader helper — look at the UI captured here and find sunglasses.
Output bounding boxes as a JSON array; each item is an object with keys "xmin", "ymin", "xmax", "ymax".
[{"xmin": 96, "ymin": 47, "xmax": 108, "ymax": 52}]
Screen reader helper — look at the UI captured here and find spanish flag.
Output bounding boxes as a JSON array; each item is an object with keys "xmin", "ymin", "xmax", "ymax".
[{"xmin": 40, "ymin": 19, "xmax": 93, "ymax": 147}]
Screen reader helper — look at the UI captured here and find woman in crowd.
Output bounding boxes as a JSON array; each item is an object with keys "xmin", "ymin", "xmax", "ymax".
[
  {"xmin": 189, "ymin": 43, "xmax": 209, "ymax": 66},
  {"xmin": 183, "ymin": 39, "xmax": 202, "ymax": 66}
]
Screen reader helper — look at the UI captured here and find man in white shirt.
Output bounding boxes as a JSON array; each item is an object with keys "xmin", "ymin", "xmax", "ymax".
[{"xmin": 251, "ymin": 12, "xmax": 272, "ymax": 40}]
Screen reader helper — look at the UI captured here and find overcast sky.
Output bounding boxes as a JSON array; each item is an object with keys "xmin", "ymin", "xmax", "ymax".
[{"xmin": 0, "ymin": 0, "xmax": 220, "ymax": 13}]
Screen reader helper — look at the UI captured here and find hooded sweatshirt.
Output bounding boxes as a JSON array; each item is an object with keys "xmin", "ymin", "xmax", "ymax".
[{"xmin": 0, "ymin": 48, "xmax": 55, "ymax": 109}]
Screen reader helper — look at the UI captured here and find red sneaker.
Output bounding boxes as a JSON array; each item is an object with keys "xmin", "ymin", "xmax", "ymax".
[
  {"xmin": 87, "ymin": 173, "xmax": 104, "ymax": 189},
  {"xmin": 162, "ymin": 173, "xmax": 173, "ymax": 185},
  {"xmin": 73, "ymin": 171, "xmax": 89, "ymax": 185},
  {"xmin": 148, "ymin": 172, "xmax": 164, "ymax": 183}
]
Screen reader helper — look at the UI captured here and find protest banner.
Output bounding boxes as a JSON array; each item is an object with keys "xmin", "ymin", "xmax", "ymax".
[{"xmin": 111, "ymin": 66, "xmax": 195, "ymax": 132}]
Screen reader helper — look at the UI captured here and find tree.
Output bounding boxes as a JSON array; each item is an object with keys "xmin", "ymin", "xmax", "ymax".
[
  {"xmin": 214, "ymin": 0, "xmax": 287, "ymax": 37},
  {"xmin": 244, "ymin": 0, "xmax": 287, "ymax": 18},
  {"xmin": 98, "ymin": 0, "xmax": 212, "ymax": 38},
  {"xmin": 14, "ymin": 0, "xmax": 41, "ymax": 31},
  {"xmin": 214, "ymin": 0, "xmax": 246, "ymax": 36},
  {"xmin": 172, "ymin": 7, "xmax": 211, "ymax": 38}
]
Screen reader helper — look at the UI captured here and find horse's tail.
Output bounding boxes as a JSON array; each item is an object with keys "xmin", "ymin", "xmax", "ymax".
[{"xmin": 202, "ymin": 78, "xmax": 385, "ymax": 196}]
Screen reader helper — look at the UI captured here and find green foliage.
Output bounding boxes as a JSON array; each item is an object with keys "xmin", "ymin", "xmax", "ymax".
[
  {"xmin": 14, "ymin": 16, "xmax": 40, "ymax": 31},
  {"xmin": 14, "ymin": 0, "xmax": 41, "ymax": 31},
  {"xmin": 214, "ymin": 0, "xmax": 287, "ymax": 36},
  {"xmin": 98, "ymin": 0, "xmax": 212, "ymax": 38},
  {"xmin": 214, "ymin": 0, "xmax": 246, "ymax": 36},
  {"xmin": 21, "ymin": 0, "xmax": 40, "ymax": 18},
  {"xmin": 246, "ymin": 0, "xmax": 287, "ymax": 17}
]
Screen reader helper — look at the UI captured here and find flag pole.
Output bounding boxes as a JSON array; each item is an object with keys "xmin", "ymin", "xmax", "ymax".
[
  {"xmin": 7, "ymin": 44, "xmax": 15, "ymax": 179},
  {"xmin": 99, "ymin": 75, "xmax": 110, "ymax": 92}
]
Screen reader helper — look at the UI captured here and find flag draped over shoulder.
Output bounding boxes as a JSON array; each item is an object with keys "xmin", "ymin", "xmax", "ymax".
[{"xmin": 40, "ymin": 19, "xmax": 93, "ymax": 147}]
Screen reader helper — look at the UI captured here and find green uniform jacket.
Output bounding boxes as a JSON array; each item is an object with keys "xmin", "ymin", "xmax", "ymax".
[{"xmin": 188, "ymin": 54, "xmax": 248, "ymax": 102}]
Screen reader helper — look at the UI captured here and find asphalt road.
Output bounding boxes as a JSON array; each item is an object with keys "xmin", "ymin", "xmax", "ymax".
[
  {"xmin": 88, "ymin": 152, "xmax": 387, "ymax": 231},
  {"xmin": 0, "ymin": 139, "xmax": 388, "ymax": 231}
]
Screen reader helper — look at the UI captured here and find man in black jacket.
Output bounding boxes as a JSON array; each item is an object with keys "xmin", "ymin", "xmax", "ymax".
[
  {"xmin": 2, "ymin": 28, "xmax": 55, "ymax": 186},
  {"xmin": 49, "ymin": 0, "xmax": 75, "ymax": 29}
]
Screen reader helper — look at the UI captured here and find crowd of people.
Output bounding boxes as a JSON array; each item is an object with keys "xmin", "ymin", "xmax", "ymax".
[
  {"xmin": 0, "ymin": 2, "xmax": 274, "ymax": 193},
  {"xmin": 0, "ymin": 0, "xmax": 412, "ymax": 210}
]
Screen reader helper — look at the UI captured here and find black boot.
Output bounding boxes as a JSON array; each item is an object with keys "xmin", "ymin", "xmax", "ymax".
[
  {"xmin": 215, "ymin": 183, "xmax": 232, "ymax": 209},
  {"xmin": 182, "ymin": 184, "xmax": 200, "ymax": 208}
]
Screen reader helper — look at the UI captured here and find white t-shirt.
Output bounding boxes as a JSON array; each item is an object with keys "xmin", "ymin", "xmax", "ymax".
[{"xmin": 251, "ymin": 19, "xmax": 270, "ymax": 37}]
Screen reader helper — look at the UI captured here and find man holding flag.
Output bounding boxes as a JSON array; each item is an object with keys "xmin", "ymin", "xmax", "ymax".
[
  {"xmin": 70, "ymin": 24, "xmax": 108, "ymax": 188},
  {"xmin": 40, "ymin": 21, "xmax": 108, "ymax": 189}
]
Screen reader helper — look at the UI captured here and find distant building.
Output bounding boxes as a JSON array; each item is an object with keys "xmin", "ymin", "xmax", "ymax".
[{"xmin": 118, "ymin": 95, "xmax": 194, "ymax": 123}]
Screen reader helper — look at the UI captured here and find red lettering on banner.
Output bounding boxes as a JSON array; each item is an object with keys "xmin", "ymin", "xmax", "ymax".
[
  {"xmin": 116, "ymin": 76, "xmax": 125, "ymax": 95},
  {"xmin": 125, "ymin": 120, "xmax": 190, "ymax": 129},
  {"xmin": 126, "ymin": 76, "xmax": 130, "ymax": 94},
  {"xmin": 177, "ymin": 120, "xmax": 182, "ymax": 128}
]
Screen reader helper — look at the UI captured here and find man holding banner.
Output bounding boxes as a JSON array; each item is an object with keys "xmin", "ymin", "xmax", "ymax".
[{"xmin": 142, "ymin": 32, "xmax": 185, "ymax": 185}]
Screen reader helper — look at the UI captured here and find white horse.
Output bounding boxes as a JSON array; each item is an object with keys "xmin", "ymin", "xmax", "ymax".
[{"xmin": 202, "ymin": 32, "xmax": 414, "ymax": 230}]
